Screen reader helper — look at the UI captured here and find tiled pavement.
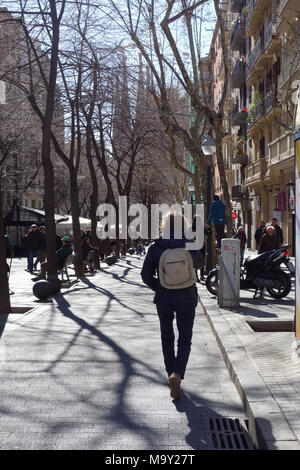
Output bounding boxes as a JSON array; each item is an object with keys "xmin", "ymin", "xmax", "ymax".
[{"xmin": 0, "ymin": 256, "xmax": 248, "ymax": 450}]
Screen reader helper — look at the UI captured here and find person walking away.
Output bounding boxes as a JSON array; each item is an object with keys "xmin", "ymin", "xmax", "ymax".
[
  {"xmin": 205, "ymin": 195, "xmax": 226, "ymax": 250},
  {"xmin": 254, "ymin": 221, "xmax": 266, "ymax": 250},
  {"xmin": 32, "ymin": 236, "xmax": 73, "ymax": 280},
  {"xmin": 256, "ymin": 226, "xmax": 280, "ymax": 299},
  {"xmin": 141, "ymin": 213, "xmax": 198, "ymax": 400},
  {"xmin": 26, "ymin": 224, "xmax": 45, "ymax": 274},
  {"xmin": 233, "ymin": 226, "xmax": 247, "ymax": 265}
]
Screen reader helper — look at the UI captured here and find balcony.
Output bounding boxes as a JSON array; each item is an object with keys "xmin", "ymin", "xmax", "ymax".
[
  {"xmin": 230, "ymin": 15, "xmax": 245, "ymax": 51},
  {"xmin": 279, "ymin": 0, "xmax": 300, "ymax": 17},
  {"xmin": 245, "ymin": 157, "xmax": 268, "ymax": 186},
  {"xmin": 246, "ymin": 35, "xmax": 266, "ymax": 85},
  {"xmin": 232, "ymin": 152, "xmax": 248, "ymax": 165},
  {"xmin": 231, "ymin": 101, "xmax": 248, "ymax": 127},
  {"xmin": 231, "ymin": 185, "xmax": 242, "ymax": 199},
  {"xmin": 278, "ymin": 46, "xmax": 300, "ymax": 89},
  {"xmin": 231, "ymin": 0, "xmax": 246, "ymax": 13},
  {"xmin": 264, "ymin": 21, "xmax": 281, "ymax": 56},
  {"xmin": 231, "ymin": 57, "xmax": 246, "ymax": 89},
  {"xmin": 247, "ymin": 90, "xmax": 279, "ymax": 135},
  {"xmin": 268, "ymin": 132, "xmax": 294, "ymax": 169},
  {"xmin": 245, "ymin": 0, "xmax": 271, "ymax": 36}
]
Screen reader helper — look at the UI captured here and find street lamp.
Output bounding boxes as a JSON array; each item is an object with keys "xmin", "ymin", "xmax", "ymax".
[{"xmin": 202, "ymin": 135, "xmax": 216, "ymax": 156}]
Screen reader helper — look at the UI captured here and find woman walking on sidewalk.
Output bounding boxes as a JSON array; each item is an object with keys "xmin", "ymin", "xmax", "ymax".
[{"xmin": 141, "ymin": 213, "xmax": 198, "ymax": 400}]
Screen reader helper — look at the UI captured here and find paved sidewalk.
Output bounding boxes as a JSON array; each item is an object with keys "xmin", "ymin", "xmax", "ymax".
[
  {"xmin": 198, "ymin": 270, "xmax": 300, "ymax": 450},
  {"xmin": 0, "ymin": 256, "xmax": 248, "ymax": 450}
]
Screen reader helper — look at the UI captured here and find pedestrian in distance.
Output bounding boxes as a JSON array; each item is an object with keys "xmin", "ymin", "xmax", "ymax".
[
  {"xmin": 205, "ymin": 195, "xmax": 226, "ymax": 250},
  {"xmin": 32, "ymin": 236, "xmax": 73, "ymax": 281},
  {"xmin": 34, "ymin": 226, "xmax": 46, "ymax": 269},
  {"xmin": 26, "ymin": 224, "xmax": 45, "ymax": 274},
  {"xmin": 254, "ymin": 221, "xmax": 266, "ymax": 250},
  {"xmin": 232, "ymin": 226, "xmax": 247, "ymax": 265},
  {"xmin": 271, "ymin": 217, "xmax": 283, "ymax": 246},
  {"xmin": 258, "ymin": 225, "xmax": 280, "ymax": 254},
  {"xmin": 141, "ymin": 212, "xmax": 198, "ymax": 400}
]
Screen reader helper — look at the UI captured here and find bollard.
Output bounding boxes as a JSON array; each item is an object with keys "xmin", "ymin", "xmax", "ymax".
[{"xmin": 218, "ymin": 238, "xmax": 240, "ymax": 308}]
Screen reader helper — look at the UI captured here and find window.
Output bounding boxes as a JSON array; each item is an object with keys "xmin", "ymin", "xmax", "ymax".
[{"xmin": 259, "ymin": 137, "xmax": 265, "ymax": 158}]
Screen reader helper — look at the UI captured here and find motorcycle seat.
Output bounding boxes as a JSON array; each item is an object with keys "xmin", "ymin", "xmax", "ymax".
[{"xmin": 244, "ymin": 250, "xmax": 276, "ymax": 267}]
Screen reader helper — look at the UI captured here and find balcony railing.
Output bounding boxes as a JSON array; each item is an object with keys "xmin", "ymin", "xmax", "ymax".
[
  {"xmin": 245, "ymin": 157, "xmax": 267, "ymax": 184},
  {"xmin": 230, "ymin": 15, "xmax": 245, "ymax": 51},
  {"xmin": 231, "ymin": 101, "xmax": 248, "ymax": 126},
  {"xmin": 245, "ymin": 0, "xmax": 257, "ymax": 29},
  {"xmin": 248, "ymin": 91, "xmax": 276, "ymax": 128},
  {"xmin": 232, "ymin": 185, "xmax": 242, "ymax": 199},
  {"xmin": 246, "ymin": 35, "xmax": 264, "ymax": 80},
  {"xmin": 232, "ymin": 152, "xmax": 248, "ymax": 165},
  {"xmin": 231, "ymin": 57, "xmax": 246, "ymax": 89},
  {"xmin": 268, "ymin": 132, "xmax": 294, "ymax": 167},
  {"xmin": 231, "ymin": 0, "xmax": 246, "ymax": 13}
]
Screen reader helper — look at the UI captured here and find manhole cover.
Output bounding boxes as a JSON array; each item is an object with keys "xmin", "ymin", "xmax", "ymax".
[
  {"xmin": 208, "ymin": 417, "xmax": 254, "ymax": 450},
  {"xmin": 247, "ymin": 321, "xmax": 294, "ymax": 332}
]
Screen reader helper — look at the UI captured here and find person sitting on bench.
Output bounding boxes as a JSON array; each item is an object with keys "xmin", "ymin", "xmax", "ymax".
[{"xmin": 32, "ymin": 236, "xmax": 73, "ymax": 281}]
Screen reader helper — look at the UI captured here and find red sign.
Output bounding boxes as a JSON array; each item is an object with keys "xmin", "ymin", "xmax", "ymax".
[{"xmin": 232, "ymin": 212, "xmax": 237, "ymax": 219}]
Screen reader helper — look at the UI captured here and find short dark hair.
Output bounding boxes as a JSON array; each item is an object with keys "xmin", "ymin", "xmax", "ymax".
[
  {"xmin": 272, "ymin": 217, "xmax": 277, "ymax": 222},
  {"xmin": 213, "ymin": 195, "xmax": 219, "ymax": 200}
]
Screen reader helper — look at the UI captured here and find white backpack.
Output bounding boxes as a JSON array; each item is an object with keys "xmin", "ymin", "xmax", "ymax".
[{"xmin": 159, "ymin": 247, "xmax": 197, "ymax": 290}]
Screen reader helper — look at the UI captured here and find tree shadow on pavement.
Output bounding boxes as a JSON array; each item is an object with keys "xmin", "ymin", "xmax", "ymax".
[{"xmin": 50, "ymin": 293, "xmax": 171, "ymax": 449}]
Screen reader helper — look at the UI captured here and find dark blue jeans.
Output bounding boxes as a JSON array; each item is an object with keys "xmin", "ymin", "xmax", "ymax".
[{"xmin": 156, "ymin": 301, "xmax": 196, "ymax": 380}]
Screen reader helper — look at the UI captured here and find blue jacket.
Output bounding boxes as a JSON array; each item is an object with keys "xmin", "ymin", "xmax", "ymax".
[
  {"xmin": 141, "ymin": 236, "xmax": 198, "ymax": 305},
  {"xmin": 207, "ymin": 199, "xmax": 226, "ymax": 226}
]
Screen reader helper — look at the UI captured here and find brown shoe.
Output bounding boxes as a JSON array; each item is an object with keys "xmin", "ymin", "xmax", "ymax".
[{"xmin": 168, "ymin": 372, "xmax": 182, "ymax": 400}]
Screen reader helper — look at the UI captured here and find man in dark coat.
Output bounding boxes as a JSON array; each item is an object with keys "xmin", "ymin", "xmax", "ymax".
[
  {"xmin": 254, "ymin": 221, "xmax": 266, "ymax": 250},
  {"xmin": 26, "ymin": 224, "xmax": 45, "ymax": 274},
  {"xmin": 141, "ymin": 213, "xmax": 198, "ymax": 400},
  {"xmin": 271, "ymin": 218, "xmax": 283, "ymax": 246}
]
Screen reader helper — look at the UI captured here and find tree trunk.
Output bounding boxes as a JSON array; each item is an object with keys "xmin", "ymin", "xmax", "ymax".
[
  {"xmin": 0, "ymin": 182, "xmax": 11, "ymax": 314},
  {"xmin": 69, "ymin": 169, "xmax": 85, "ymax": 278},
  {"xmin": 215, "ymin": 127, "xmax": 233, "ymax": 237}
]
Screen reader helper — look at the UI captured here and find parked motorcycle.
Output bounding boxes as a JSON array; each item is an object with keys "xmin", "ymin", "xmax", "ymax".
[{"xmin": 206, "ymin": 245, "xmax": 292, "ymax": 299}]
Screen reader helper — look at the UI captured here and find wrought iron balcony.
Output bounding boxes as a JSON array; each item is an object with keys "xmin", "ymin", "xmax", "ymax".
[
  {"xmin": 246, "ymin": 35, "xmax": 264, "ymax": 82},
  {"xmin": 231, "ymin": 57, "xmax": 246, "ymax": 89},
  {"xmin": 248, "ymin": 90, "xmax": 278, "ymax": 130},
  {"xmin": 231, "ymin": 0, "xmax": 246, "ymax": 13},
  {"xmin": 230, "ymin": 15, "xmax": 246, "ymax": 51},
  {"xmin": 232, "ymin": 152, "xmax": 248, "ymax": 165},
  {"xmin": 264, "ymin": 21, "xmax": 280, "ymax": 53},
  {"xmin": 231, "ymin": 101, "xmax": 248, "ymax": 127}
]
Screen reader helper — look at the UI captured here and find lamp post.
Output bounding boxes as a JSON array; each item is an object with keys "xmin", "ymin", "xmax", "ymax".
[{"xmin": 202, "ymin": 135, "xmax": 216, "ymax": 274}]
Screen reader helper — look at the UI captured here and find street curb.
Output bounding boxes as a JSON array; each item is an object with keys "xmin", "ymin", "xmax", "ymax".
[{"xmin": 198, "ymin": 292, "xmax": 300, "ymax": 450}]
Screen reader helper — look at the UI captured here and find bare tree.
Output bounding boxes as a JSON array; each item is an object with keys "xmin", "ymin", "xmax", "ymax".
[{"xmin": 103, "ymin": 0, "xmax": 233, "ymax": 236}]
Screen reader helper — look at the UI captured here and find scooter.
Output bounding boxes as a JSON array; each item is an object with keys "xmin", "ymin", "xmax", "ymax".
[{"xmin": 206, "ymin": 245, "xmax": 292, "ymax": 299}]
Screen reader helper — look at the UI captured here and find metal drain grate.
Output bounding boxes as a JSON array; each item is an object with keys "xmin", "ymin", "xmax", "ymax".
[{"xmin": 208, "ymin": 417, "xmax": 254, "ymax": 450}]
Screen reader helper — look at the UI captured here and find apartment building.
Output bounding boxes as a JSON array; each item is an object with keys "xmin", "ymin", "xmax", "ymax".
[
  {"xmin": 208, "ymin": 0, "xmax": 300, "ymax": 252},
  {"xmin": 243, "ymin": 0, "xmax": 300, "ymax": 253},
  {"xmin": 0, "ymin": 7, "xmax": 65, "ymax": 248}
]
